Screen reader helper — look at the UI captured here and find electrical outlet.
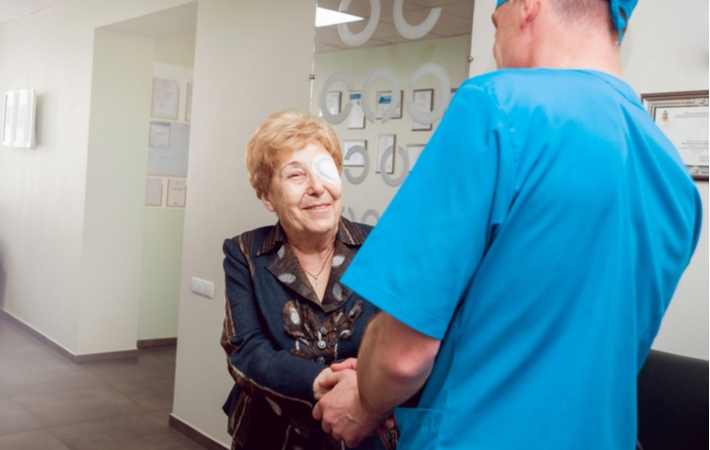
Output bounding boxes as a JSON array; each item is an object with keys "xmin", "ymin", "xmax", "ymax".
[{"xmin": 191, "ymin": 277, "xmax": 215, "ymax": 299}]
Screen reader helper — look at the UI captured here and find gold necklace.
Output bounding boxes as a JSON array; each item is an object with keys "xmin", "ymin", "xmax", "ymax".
[{"xmin": 301, "ymin": 243, "xmax": 335, "ymax": 290}]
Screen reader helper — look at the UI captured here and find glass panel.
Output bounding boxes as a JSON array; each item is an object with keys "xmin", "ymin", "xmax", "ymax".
[{"xmin": 312, "ymin": 0, "xmax": 474, "ymax": 224}]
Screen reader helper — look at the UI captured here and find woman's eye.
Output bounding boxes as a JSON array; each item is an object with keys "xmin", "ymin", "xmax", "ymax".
[{"xmin": 287, "ymin": 172, "xmax": 305, "ymax": 180}]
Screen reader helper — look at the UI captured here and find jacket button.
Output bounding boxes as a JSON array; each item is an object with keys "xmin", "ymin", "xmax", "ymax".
[
  {"xmin": 320, "ymin": 327, "xmax": 328, "ymax": 335},
  {"xmin": 317, "ymin": 340, "xmax": 326, "ymax": 349},
  {"xmin": 317, "ymin": 356, "xmax": 326, "ymax": 364}
]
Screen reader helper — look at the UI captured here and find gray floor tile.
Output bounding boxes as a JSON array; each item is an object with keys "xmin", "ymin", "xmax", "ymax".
[
  {"xmin": 0, "ymin": 398, "xmax": 43, "ymax": 436},
  {"xmin": 13, "ymin": 385, "xmax": 147, "ymax": 427},
  {"xmin": 0, "ymin": 342, "xmax": 75, "ymax": 370},
  {"xmin": 0, "ymin": 320, "xmax": 204, "ymax": 449},
  {"xmin": 0, "ymin": 364, "xmax": 106, "ymax": 396},
  {"xmin": 144, "ymin": 346, "xmax": 177, "ymax": 364},
  {"xmin": 0, "ymin": 429, "xmax": 71, "ymax": 450},
  {"xmin": 48, "ymin": 412, "xmax": 206, "ymax": 450},
  {"xmin": 80, "ymin": 350, "xmax": 176, "ymax": 385},
  {"xmin": 112, "ymin": 377, "xmax": 174, "ymax": 412}
]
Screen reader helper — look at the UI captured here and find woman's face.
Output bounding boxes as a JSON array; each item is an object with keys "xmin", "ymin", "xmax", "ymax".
[{"xmin": 260, "ymin": 142, "xmax": 343, "ymax": 243}]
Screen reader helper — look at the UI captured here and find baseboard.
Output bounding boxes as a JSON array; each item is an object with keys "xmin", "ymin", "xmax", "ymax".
[
  {"xmin": 138, "ymin": 337, "xmax": 177, "ymax": 348},
  {"xmin": 0, "ymin": 308, "xmax": 139, "ymax": 363},
  {"xmin": 73, "ymin": 349, "xmax": 139, "ymax": 363},
  {"xmin": 169, "ymin": 414, "xmax": 229, "ymax": 450}
]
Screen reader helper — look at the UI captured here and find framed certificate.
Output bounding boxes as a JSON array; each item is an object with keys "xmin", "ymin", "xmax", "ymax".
[
  {"xmin": 325, "ymin": 91, "xmax": 342, "ymax": 115},
  {"xmin": 348, "ymin": 92, "xmax": 366, "ymax": 129},
  {"xmin": 376, "ymin": 134, "xmax": 396, "ymax": 174},
  {"xmin": 145, "ymin": 177, "xmax": 163, "ymax": 206},
  {"xmin": 185, "ymin": 81, "xmax": 193, "ymax": 122},
  {"xmin": 151, "ymin": 78, "xmax": 180, "ymax": 120},
  {"xmin": 167, "ymin": 179, "xmax": 187, "ymax": 207},
  {"xmin": 412, "ymin": 89, "xmax": 434, "ymax": 131},
  {"xmin": 406, "ymin": 144, "xmax": 425, "ymax": 172},
  {"xmin": 641, "ymin": 91, "xmax": 709, "ymax": 180},
  {"xmin": 342, "ymin": 140, "xmax": 366, "ymax": 167},
  {"xmin": 376, "ymin": 91, "xmax": 402, "ymax": 120}
]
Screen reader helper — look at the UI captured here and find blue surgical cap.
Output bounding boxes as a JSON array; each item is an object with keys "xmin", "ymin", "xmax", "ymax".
[
  {"xmin": 608, "ymin": 0, "xmax": 638, "ymax": 41},
  {"xmin": 494, "ymin": 0, "xmax": 638, "ymax": 41}
]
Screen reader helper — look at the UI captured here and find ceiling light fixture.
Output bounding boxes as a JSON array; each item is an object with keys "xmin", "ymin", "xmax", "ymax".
[{"xmin": 315, "ymin": 7, "xmax": 363, "ymax": 28}]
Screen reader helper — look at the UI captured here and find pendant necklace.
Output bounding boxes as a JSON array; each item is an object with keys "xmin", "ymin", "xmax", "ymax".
[{"xmin": 302, "ymin": 243, "xmax": 335, "ymax": 290}]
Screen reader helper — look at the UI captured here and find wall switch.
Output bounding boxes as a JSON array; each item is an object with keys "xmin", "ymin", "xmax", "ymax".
[{"xmin": 191, "ymin": 277, "xmax": 215, "ymax": 299}]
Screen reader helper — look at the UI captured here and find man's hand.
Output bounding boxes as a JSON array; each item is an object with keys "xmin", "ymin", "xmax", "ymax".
[{"xmin": 312, "ymin": 369, "xmax": 387, "ymax": 448}]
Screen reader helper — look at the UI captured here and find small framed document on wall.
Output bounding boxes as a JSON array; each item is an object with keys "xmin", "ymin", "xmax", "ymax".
[
  {"xmin": 348, "ymin": 92, "xmax": 366, "ymax": 129},
  {"xmin": 376, "ymin": 134, "xmax": 396, "ymax": 174},
  {"xmin": 167, "ymin": 179, "xmax": 187, "ymax": 207},
  {"xmin": 412, "ymin": 89, "xmax": 434, "ymax": 131},
  {"xmin": 642, "ymin": 91, "xmax": 709, "ymax": 180},
  {"xmin": 343, "ymin": 140, "xmax": 366, "ymax": 167},
  {"xmin": 152, "ymin": 78, "xmax": 180, "ymax": 120},
  {"xmin": 185, "ymin": 81, "xmax": 193, "ymax": 122},
  {"xmin": 406, "ymin": 144, "xmax": 425, "ymax": 172},
  {"xmin": 145, "ymin": 177, "xmax": 163, "ymax": 207},
  {"xmin": 326, "ymin": 92, "xmax": 342, "ymax": 115},
  {"xmin": 376, "ymin": 91, "xmax": 402, "ymax": 119}
]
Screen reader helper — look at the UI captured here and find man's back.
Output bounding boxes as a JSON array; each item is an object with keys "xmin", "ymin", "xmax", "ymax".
[{"xmin": 343, "ymin": 68, "xmax": 702, "ymax": 449}]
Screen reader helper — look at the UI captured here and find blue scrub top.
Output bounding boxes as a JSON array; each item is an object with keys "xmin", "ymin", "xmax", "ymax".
[{"xmin": 342, "ymin": 69, "xmax": 702, "ymax": 450}]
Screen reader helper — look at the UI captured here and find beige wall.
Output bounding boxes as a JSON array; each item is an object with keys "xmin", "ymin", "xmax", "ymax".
[
  {"xmin": 470, "ymin": 0, "xmax": 709, "ymax": 360},
  {"xmin": 171, "ymin": 0, "xmax": 318, "ymax": 444},
  {"xmin": 78, "ymin": 28, "xmax": 155, "ymax": 354},
  {"xmin": 138, "ymin": 62, "xmax": 194, "ymax": 342}
]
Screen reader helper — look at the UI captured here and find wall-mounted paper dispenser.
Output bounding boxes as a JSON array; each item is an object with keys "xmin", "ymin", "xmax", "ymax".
[{"xmin": 2, "ymin": 89, "xmax": 37, "ymax": 149}]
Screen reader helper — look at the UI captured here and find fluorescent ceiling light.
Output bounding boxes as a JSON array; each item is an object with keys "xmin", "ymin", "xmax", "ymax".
[{"xmin": 315, "ymin": 6, "xmax": 363, "ymax": 28}]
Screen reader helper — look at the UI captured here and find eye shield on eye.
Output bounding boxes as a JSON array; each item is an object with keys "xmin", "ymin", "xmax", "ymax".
[{"xmin": 312, "ymin": 154, "xmax": 341, "ymax": 185}]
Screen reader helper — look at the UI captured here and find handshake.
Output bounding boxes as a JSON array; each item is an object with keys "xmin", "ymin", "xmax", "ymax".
[{"xmin": 312, "ymin": 358, "xmax": 397, "ymax": 448}]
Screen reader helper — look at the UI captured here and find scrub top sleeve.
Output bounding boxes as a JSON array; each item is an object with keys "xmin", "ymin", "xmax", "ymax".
[{"xmin": 342, "ymin": 82, "xmax": 509, "ymax": 340}]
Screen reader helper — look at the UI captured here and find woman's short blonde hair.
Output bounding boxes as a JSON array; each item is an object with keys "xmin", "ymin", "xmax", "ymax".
[{"xmin": 245, "ymin": 110, "xmax": 342, "ymax": 198}]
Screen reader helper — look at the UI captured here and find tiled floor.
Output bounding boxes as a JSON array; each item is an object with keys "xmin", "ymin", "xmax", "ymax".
[{"xmin": 0, "ymin": 314, "xmax": 206, "ymax": 450}]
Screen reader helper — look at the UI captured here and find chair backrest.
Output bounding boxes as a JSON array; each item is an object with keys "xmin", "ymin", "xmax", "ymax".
[{"xmin": 637, "ymin": 349, "xmax": 709, "ymax": 450}]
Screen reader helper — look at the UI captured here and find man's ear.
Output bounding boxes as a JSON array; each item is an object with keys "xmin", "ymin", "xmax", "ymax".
[
  {"xmin": 519, "ymin": 0, "xmax": 541, "ymax": 28},
  {"xmin": 259, "ymin": 191, "xmax": 275, "ymax": 212}
]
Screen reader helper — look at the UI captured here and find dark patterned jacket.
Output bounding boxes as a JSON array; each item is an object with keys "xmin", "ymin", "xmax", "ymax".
[{"xmin": 221, "ymin": 217, "xmax": 397, "ymax": 450}]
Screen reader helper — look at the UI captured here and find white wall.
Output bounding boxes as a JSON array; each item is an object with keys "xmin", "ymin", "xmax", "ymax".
[
  {"xmin": 0, "ymin": 0, "xmax": 194, "ymax": 354},
  {"xmin": 470, "ymin": 0, "xmax": 709, "ymax": 360},
  {"xmin": 171, "ymin": 0, "xmax": 318, "ymax": 444}
]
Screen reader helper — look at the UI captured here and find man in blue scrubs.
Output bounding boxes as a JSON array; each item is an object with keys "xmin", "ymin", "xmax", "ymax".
[{"xmin": 313, "ymin": 0, "xmax": 703, "ymax": 448}]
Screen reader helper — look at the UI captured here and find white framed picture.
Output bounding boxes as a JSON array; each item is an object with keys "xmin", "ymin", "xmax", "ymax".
[
  {"xmin": 412, "ymin": 89, "xmax": 433, "ymax": 131},
  {"xmin": 376, "ymin": 134, "xmax": 396, "ymax": 174},
  {"xmin": 2, "ymin": 89, "xmax": 37, "ymax": 149},
  {"xmin": 348, "ymin": 92, "xmax": 365, "ymax": 129},
  {"xmin": 151, "ymin": 78, "xmax": 180, "ymax": 120},
  {"xmin": 375, "ymin": 91, "xmax": 402, "ymax": 120},
  {"xmin": 406, "ymin": 144, "xmax": 425, "ymax": 172},
  {"xmin": 342, "ymin": 140, "xmax": 366, "ymax": 167}
]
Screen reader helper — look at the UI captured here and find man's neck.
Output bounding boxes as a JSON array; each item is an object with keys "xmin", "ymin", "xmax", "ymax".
[{"xmin": 527, "ymin": 9, "xmax": 623, "ymax": 77}]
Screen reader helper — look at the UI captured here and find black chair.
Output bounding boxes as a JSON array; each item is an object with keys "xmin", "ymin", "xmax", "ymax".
[{"xmin": 637, "ymin": 349, "xmax": 709, "ymax": 450}]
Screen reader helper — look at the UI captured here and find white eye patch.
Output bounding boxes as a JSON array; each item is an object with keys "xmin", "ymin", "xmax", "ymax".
[{"xmin": 312, "ymin": 154, "xmax": 341, "ymax": 185}]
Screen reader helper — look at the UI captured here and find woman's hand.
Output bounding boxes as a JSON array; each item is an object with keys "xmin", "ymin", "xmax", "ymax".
[
  {"xmin": 330, "ymin": 357, "xmax": 357, "ymax": 372},
  {"xmin": 315, "ymin": 357, "xmax": 357, "ymax": 401},
  {"xmin": 315, "ymin": 358, "xmax": 396, "ymax": 435},
  {"xmin": 313, "ymin": 367, "xmax": 334, "ymax": 401}
]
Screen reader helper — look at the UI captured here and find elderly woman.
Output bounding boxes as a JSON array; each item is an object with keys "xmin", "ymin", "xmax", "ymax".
[{"xmin": 220, "ymin": 110, "xmax": 397, "ymax": 450}]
